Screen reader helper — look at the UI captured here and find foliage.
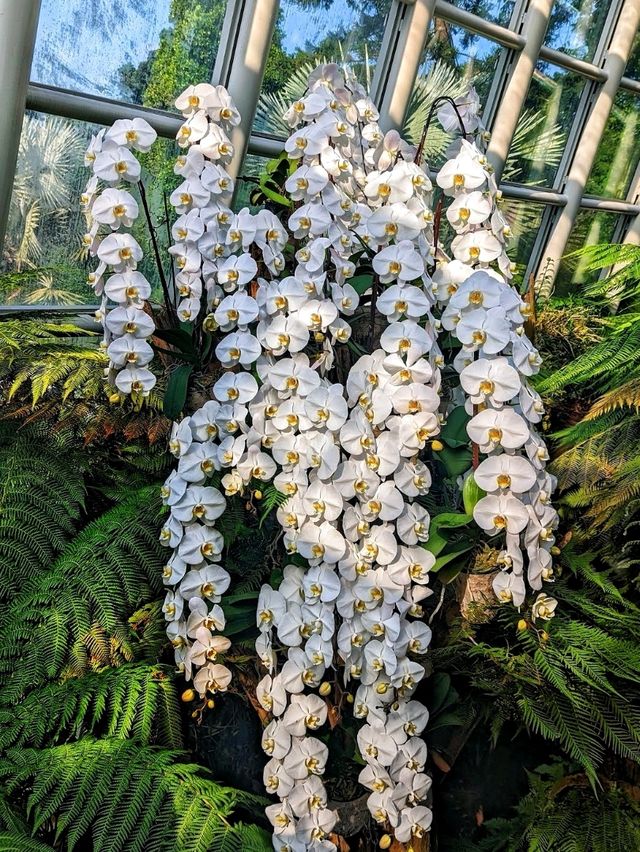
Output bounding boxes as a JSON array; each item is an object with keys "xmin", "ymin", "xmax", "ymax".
[
  {"xmin": 0, "ymin": 427, "xmax": 270, "ymax": 850},
  {"xmin": 2, "ymin": 115, "xmax": 84, "ymax": 292},
  {"xmin": 432, "ymin": 545, "xmax": 640, "ymax": 787},
  {"xmin": 0, "ymin": 739, "xmax": 270, "ymax": 852},
  {"xmin": 456, "ymin": 760, "xmax": 640, "ymax": 852},
  {"xmin": 0, "ymin": 425, "xmax": 87, "ymax": 601},
  {"xmin": 537, "ymin": 245, "xmax": 640, "ymax": 530}
]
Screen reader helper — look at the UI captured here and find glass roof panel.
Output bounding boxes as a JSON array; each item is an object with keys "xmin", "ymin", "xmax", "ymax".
[
  {"xmin": 30, "ymin": 0, "xmax": 226, "ymax": 111},
  {"xmin": 404, "ymin": 20, "xmax": 505, "ymax": 162},
  {"xmin": 544, "ymin": 0, "xmax": 610, "ymax": 61},
  {"xmin": 556, "ymin": 209, "xmax": 621, "ymax": 287},
  {"xmin": 254, "ymin": 0, "xmax": 392, "ymax": 135},
  {"xmin": 506, "ymin": 61, "xmax": 588, "ymax": 187},
  {"xmin": 0, "ymin": 112, "xmax": 176, "ymax": 307},
  {"xmin": 449, "ymin": 0, "xmax": 515, "ymax": 27},
  {"xmin": 586, "ymin": 90, "xmax": 640, "ymax": 199}
]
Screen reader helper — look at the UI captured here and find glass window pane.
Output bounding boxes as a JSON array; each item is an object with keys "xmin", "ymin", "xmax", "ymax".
[
  {"xmin": 544, "ymin": 0, "xmax": 609, "ymax": 61},
  {"xmin": 235, "ymin": 154, "xmax": 271, "ymax": 212},
  {"xmin": 404, "ymin": 21, "xmax": 505, "ymax": 162},
  {"xmin": 1, "ymin": 113, "xmax": 177, "ymax": 306},
  {"xmin": 255, "ymin": 0, "xmax": 393, "ymax": 135},
  {"xmin": 586, "ymin": 91, "xmax": 640, "ymax": 199},
  {"xmin": 31, "ymin": 0, "xmax": 227, "ymax": 110},
  {"xmin": 625, "ymin": 29, "xmax": 640, "ymax": 80},
  {"xmin": 556, "ymin": 209, "xmax": 621, "ymax": 287},
  {"xmin": 448, "ymin": 0, "xmax": 514, "ymax": 27},
  {"xmin": 502, "ymin": 199, "xmax": 545, "ymax": 285},
  {"xmin": 505, "ymin": 61, "xmax": 587, "ymax": 187}
]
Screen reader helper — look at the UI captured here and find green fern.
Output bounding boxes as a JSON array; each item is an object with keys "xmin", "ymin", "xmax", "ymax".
[
  {"xmin": 455, "ymin": 760, "xmax": 640, "ymax": 852},
  {"xmin": 0, "ymin": 664, "xmax": 182, "ymax": 751},
  {"xmin": 0, "ymin": 739, "xmax": 270, "ymax": 852},
  {"xmin": 0, "ymin": 486, "xmax": 165, "ymax": 701},
  {"xmin": 0, "ymin": 425, "xmax": 88, "ymax": 600}
]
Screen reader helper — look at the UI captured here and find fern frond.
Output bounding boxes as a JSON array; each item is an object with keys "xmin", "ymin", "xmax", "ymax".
[
  {"xmin": 0, "ymin": 664, "xmax": 182, "ymax": 751},
  {"xmin": 0, "ymin": 425, "xmax": 88, "ymax": 600},
  {"xmin": 0, "ymin": 487, "xmax": 165, "ymax": 700},
  {"xmin": 0, "ymin": 740, "xmax": 270, "ymax": 852}
]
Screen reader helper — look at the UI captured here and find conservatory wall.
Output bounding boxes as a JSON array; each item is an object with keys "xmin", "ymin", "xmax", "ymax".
[{"xmin": 2, "ymin": 0, "xmax": 640, "ymax": 308}]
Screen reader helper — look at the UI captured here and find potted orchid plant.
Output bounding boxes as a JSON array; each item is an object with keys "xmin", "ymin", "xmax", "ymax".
[{"xmin": 79, "ymin": 64, "xmax": 558, "ymax": 852}]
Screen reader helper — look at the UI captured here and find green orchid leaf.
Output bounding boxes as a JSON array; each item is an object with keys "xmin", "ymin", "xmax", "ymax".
[
  {"xmin": 438, "ymin": 445, "xmax": 473, "ymax": 478},
  {"xmin": 153, "ymin": 327, "xmax": 196, "ymax": 355},
  {"xmin": 163, "ymin": 364, "xmax": 193, "ymax": 420},
  {"xmin": 441, "ymin": 405, "xmax": 471, "ymax": 448}
]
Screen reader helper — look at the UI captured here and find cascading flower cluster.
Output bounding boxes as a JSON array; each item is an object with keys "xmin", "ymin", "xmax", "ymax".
[
  {"xmin": 168, "ymin": 83, "xmax": 241, "ymax": 324},
  {"xmin": 250, "ymin": 66, "xmax": 440, "ymax": 848},
  {"xmin": 431, "ymin": 103, "xmax": 559, "ymax": 611},
  {"xmin": 81, "ymin": 117, "xmax": 158, "ymax": 397},
  {"xmin": 82, "ymin": 67, "xmax": 558, "ymax": 851}
]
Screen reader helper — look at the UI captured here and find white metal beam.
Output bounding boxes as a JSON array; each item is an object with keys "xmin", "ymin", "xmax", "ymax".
[
  {"xmin": 486, "ymin": 0, "xmax": 555, "ymax": 182},
  {"xmin": 535, "ymin": 0, "xmax": 640, "ymax": 291},
  {"xmin": 371, "ymin": 0, "xmax": 437, "ymax": 133},
  {"xmin": 212, "ymin": 0, "xmax": 279, "ymax": 181},
  {"xmin": 0, "ymin": 0, "xmax": 42, "ymax": 251}
]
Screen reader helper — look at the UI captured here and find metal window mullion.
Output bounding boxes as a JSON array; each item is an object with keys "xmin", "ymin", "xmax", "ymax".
[
  {"xmin": 487, "ymin": 0, "xmax": 556, "ymax": 182},
  {"xmin": 371, "ymin": 0, "xmax": 437, "ymax": 133},
  {"xmin": 211, "ymin": 0, "xmax": 279, "ymax": 181},
  {"xmin": 26, "ymin": 83, "xmax": 183, "ymax": 137},
  {"xmin": 535, "ymin": 0, "xmax": 640, "ymax": 290},
  {"xmin": 433, "ymin": 1, "xmax": 526, "ymax": 49},
  {"xmin": 0, "ymin": 0, "xmax": 43, "ymax": 251}
]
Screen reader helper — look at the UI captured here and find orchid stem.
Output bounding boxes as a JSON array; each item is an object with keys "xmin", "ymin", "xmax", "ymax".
[{"xmin": 138, "ymin": 179, "xmax": 177, "ymax": 325}]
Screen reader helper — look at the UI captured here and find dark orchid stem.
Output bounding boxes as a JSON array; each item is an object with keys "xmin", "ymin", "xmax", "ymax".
[
  {"xmin": 369, "ymin": 275, "xmax": 379, "ymax": 352},
  {"xmin": 163, "ymin": 190, "xmax": 176, "ymax": 302},
  {"xmin": 414, "ymin": 95, "xmax": 468, "ymax": 166},
  {"xmin": 138, "ymin": 180, "xmax": 177, "ymax": 325},
  {"xmin": 432, "ymin": 197, "xmax": 443, "ymax": 270}
]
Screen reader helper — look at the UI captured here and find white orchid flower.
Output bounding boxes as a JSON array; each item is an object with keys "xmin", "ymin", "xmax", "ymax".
[
  {"xmin": 213, "ymin": 372, "xmax": 258, "ymax": 404},
  {"xmin": 92, "ymin": 188, "xmax": 139, "ymax": 229},
  {"xmin": 104, "ymin": 271, "xmax": 151, "ymax": 304},
  {"xmin": 283, "ymin": 737, "xmax": 329, "ymax": 782},
  {"xmin": 373, "ymin": 241, "xmax": 424, "ymax": 283},
  {"xmin": 459, "ymin": 357, "xmax": 521, "ymax": 403},
  {"xmin": 467, "ymin": 407, "xmax": 530, "ymax": 451},
  {"xmin": 258, "ymin": 315, "xmax": 309, "ymax": 355},
  {"xmin": 395, "ymin": 805, "xmax": 433, "ymax": 843},
  {"xmin": 114, "ymin": 366, "xmax": 156, "ymax": 395},
  {"xmin": 171, "ymin": 485, "xmax": 226, "ymax": 524},
  {"xmin": 376, "ymin": 284, "xmax": 430, "ymax": 321},
  {"xmin": 215, "ymin": 331, "xmax": 261, "ymax": 368},
  {"xmin": 297, "ymin": 521, "xmax": 346, "ymax": 564},
  {"xmin": 285, "ymin": 164, "xmax": 329, "ymax": 200},
  {"xmin": 262, "ymin": 719, "xmax": 292, "ymax": 761},
  {"xmin": 446, "ymin": 190, "xmax": 492, "ymax": 231},
  {"xmin": 105, "ymin": 117, "xmax": 157, "ymax": 152},
  {"xmin": 451, "ymin": 229, "xmax": 503, "ymax": 264},
  {"xmin": 475, "ymin": 452, "xmax": 537, "ymax": 498},
  {"xmin": 257, "ymin": 673, "xmax": 288, "ymax": 715},
  {"xmin": 97, "ymin": 233, "xmax": 143, "ymax": 270},
  {"xmin": 93, "ymin": 146, "xmax": 141, "ymax": 183},
  {"xmin": 193, "ymin": 662, "xmax": 232, "ymax": 695},
  {"xmin": 456, "ymin": 307, "xmax": 511, "ymax": 354},
  {"xmin": 473, "ymin": 494, "xmax": 529, "ymax": 534},
  {"xmin": 170, "ymin": 178, "xmax": 210, "ymax": 212},
  {"xmin": 107, "ymin": 335, "xmax": 153, "ymax": 368},
  {"xmin": 282, "ymin": 694, "xmax": 328, "ymax": 736},
  {"xmin": 177, "ymin": 441, "xmax": 218, "ymax": 482},
  {"xmin": 178, "ymin": 524, "xmax": 224, "ymax": 563},
  {"xmin": 493, "ymin": 570, "xmax": 526, "ymax": 606},
  {"xmin": 175, "ymin": 83, "xmax": 218, "ymax": 115},
  {"xmin": 436, "ymin": 145, "xmax": 486, "ymax": 194}
]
